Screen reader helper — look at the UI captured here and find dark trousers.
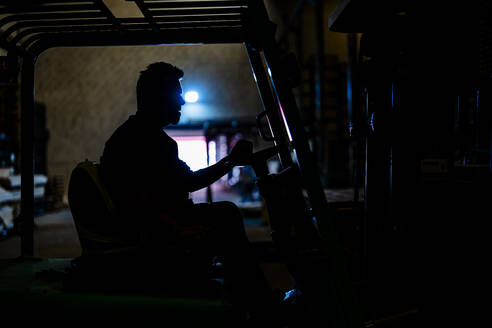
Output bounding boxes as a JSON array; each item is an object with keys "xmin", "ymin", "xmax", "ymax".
[
  {"xmin": 183, "ymin": 201, "xmax": 275, "ymax": 314},
  {"xmin": 138, "ymin": 201, "xmax": 274, "ymax": 315}
]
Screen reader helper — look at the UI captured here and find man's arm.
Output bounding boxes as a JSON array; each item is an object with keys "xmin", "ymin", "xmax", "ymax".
[
  {"xmin": 183, "ymin": 156, "xmax": 234, "ymax": 192},
  {"xmin": 181, "ymin": 139, "xmax": 253, "ymax": 192}
]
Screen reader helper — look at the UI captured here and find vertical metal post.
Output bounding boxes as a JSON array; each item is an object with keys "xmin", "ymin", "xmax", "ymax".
[
  {"xmin": 294, "ymin": 0, "xmax": 305, "ymax": 66},
  {"xmin": 245, "ymin": 44, "xmax": 293, "ymax": 168},
  {"xmin": 294, "ymin": 1, "xmax": 305, "ymax": 113},
  {"xmin": 314, "ymin": 0, "xmax": 325, "ymax": 182},
  {"xmin": 205, "ymin": 133, "xmax": 213, "ymax": 203},
  {"xmin": 346, "ymin": 33, "xmax": 360, "ymax": 201},
  {"xmin": 20, "ymin": 55, "xmax": 35, "ymax": 258},
  {"xmin": 346, "ymin": 34, "xmax": 358, "ymax": 128}
]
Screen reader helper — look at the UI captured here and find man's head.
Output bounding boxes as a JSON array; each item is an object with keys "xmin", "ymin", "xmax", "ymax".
[{"xmin": 136, "ymin": 62, "xmax": 185, "ymax": 126}]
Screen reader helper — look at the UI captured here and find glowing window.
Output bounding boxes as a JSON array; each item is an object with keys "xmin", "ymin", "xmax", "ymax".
[{"xmin": 173, "ymin": 136, "xmax": 208, "ymax": 171}]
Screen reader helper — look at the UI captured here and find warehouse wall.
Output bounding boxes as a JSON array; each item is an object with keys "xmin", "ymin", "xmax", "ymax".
[{"xmin": 34, "ymin": 44, "xmax": 263, "ymax": 197}]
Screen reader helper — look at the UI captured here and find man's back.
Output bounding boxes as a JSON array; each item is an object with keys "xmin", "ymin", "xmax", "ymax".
[{"xmin": 100, "ymin": 114, "xmax": 193, "ymax": 217}]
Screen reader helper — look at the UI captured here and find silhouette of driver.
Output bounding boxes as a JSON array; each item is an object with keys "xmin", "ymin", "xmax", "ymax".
[{"xmin": 100, "ymin": 62, "xmax": 279, "ymax": 324}]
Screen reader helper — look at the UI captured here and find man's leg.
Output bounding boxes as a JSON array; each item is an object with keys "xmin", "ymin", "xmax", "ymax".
[{"xmin": 193, "ymin": 201, "xmax": 276, "ymax": 318}]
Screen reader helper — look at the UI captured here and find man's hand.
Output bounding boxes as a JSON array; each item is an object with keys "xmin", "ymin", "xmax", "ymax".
[
  {"xmin": 228, "ymin": 139, "xmax": 253, "ymax": 166},
  {"xmin": 182, "ymin": 139, "xmax": 253, "ymax": 192}
]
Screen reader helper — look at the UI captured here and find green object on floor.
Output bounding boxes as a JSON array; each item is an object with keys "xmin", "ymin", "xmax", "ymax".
[{"xmin": 0, "ymin": 258, "xmax": 237, "ymax": 325}]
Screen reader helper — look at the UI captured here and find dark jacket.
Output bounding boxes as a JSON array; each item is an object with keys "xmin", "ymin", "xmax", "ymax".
[{"xmin": 100, "ymin": 114, "xmax": 194, "ymax": 219}]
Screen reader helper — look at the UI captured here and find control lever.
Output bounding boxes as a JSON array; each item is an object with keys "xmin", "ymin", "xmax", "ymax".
[
  {"xmin": 250, "ymin": 145, "xmax": 280, "ymax": 177},
  {"xmin": 256, "ymin": 111, "xmax": 274, "ymax": 142}
]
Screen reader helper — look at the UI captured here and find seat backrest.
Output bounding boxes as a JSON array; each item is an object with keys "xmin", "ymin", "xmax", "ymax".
[{"xmin": 68, "ymin": 160, "xmax": 136, "ymax": 255}]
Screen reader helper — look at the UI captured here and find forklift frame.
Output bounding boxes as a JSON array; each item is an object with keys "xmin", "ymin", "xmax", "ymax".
[{"xmin": 0, "ymin": 1, "xmax": 360, "ymax": 327}]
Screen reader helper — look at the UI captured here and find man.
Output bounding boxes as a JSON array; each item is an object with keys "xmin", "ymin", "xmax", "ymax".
[{"xmin": 100, "ymin": 62, "xmax": 280, "ymax": 324}]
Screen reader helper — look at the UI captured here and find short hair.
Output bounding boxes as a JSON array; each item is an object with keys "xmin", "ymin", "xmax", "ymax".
[{"xmin": 136, "ymin": 62, "xmax": 184, "ymax": 110}]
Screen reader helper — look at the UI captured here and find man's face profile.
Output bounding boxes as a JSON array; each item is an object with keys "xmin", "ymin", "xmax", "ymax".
[
  {"xmin": 168, "ymin": 81, "xmax": 185, "ymax": 125},
  {"xmin": 151, "ymin": 80, "xmax": 185, "ymax": 126}
]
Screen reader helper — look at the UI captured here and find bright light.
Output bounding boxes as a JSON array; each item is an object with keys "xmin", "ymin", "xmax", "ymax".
[
  {"xmin": 174, "ymin": 136, "xmax": 208, "ymax": 171},
  {"xmin": 184, "ymin": 91, "xmax": 199, "ymax": 103}
]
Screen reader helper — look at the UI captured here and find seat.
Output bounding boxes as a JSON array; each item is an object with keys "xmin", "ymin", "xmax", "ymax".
[
  {"xmin": 67, "ymin": 160, "xmax": 138, "ymax": 256},
  {"xmin": 7, "ymin": 161, "xmax": 235, "ymax": 322},
  {"xmin": 67, "ymin": 160, "xmax": 223, "ymax": 295}
]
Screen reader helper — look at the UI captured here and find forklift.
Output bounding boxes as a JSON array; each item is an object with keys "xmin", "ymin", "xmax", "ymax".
[{"xmin": 0, "ymin": 1, "xmax": 362, "ymax": 327}]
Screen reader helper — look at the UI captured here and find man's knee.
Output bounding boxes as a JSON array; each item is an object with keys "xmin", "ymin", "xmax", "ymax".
[
  {"xmin": 210, "ymin": 201, "xmax": 244, "ymax": 229},
  {"xmin": 214, "ymin": 201, "xmax": 240, "ymax": 215}
]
